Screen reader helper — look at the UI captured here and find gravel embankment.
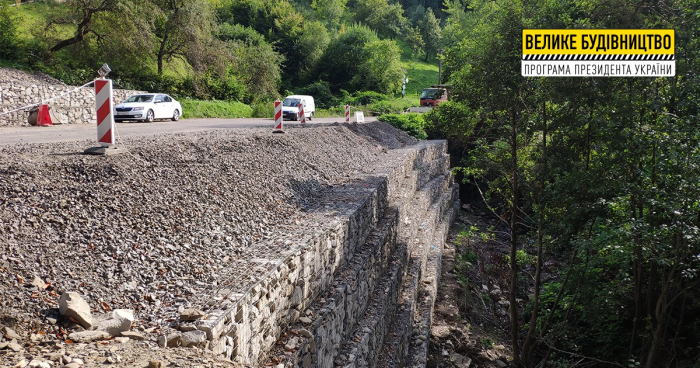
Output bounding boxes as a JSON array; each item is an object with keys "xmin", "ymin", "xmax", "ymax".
[{"xmin": 0, "ymin": 122, "xmax": 417, "ymax": 367}]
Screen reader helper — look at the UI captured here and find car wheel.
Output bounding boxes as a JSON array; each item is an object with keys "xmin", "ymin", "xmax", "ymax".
[
  {"xmin": 144, "ymin": 109, "xmax": 155, "ymax": 122},
  {"xmin": 309, "ymin": 112, "xmax": 313, "ymax": 121},
  {"xmin": 172, "ymin": 109, "xmax": 180, "ymax": 121}
]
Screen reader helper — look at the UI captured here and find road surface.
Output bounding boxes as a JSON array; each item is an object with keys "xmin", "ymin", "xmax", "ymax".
[{"xmin": 0, "ymin": 116, "xmax": 375, "ymax": 145}]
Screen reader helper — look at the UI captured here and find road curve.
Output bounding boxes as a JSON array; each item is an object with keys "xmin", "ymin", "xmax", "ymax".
[{"xmin": 0, "ymin": 116, "xmax": 376, "ymax": 145}]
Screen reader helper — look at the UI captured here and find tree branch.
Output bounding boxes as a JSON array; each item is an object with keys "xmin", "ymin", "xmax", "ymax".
[{"xmin": 541, "ymin": 341, "xmax": 626, "ymax": 368}]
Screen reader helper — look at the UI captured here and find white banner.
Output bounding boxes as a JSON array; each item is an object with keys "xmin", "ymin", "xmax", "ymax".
[{"xmin": 522, "ymin": 60, "xmax": 675, "ymax": 77}]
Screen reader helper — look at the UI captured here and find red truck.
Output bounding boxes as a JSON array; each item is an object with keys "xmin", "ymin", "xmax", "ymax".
[{"xmin": 419, "ymin": 86, "xmax": 448, "ymax": 107}]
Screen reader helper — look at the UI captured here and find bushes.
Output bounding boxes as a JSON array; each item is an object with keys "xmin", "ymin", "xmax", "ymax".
[
  {"xmin": 250, "ymin": 101, "xmax": 273, "ymax": 118},
  {"xmin": 377, "ymin": 113, "xmax": 428, "ymax": 139},
  {"xmin": 295, "ymin": 81, "xmax": 337, "ymax": 108},
  {"xmin": 179, "ymin": 99, "xmax": 253, "ymax": 118},
  {"xmin": 316, "ymin": 24, "xmax": 403, "ymax": 94},
  {"xmin": 340, "ymin": 91, "xmax": 414, "ymax": 115},
  {"xmin": 349, "ymin": 91, "xmax": 387, "ymax": 105}
]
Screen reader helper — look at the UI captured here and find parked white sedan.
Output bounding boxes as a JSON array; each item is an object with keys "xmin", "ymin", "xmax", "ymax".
[{"xmin": 114, "ymin": 93, "xmax": 182, "ymax": 122}]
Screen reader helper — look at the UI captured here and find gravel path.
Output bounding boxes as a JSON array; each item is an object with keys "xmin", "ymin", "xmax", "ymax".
[{"xmin": 0, "ymin": 122, "xmax": 417, "ymax": 367}]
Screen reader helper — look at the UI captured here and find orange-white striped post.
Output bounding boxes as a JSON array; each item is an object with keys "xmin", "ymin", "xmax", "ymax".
[
  {"xmin": 345, "ymin": 105, "xmax": 350, "ymax": 123},
  {"xmin": 273, "ymin": 99, "xmax": 284, "ymax": 133},
  {"xmin": 299, "ymin": 103, "xmax": 306, "ymax": 124},
  {"xmin": 95, "ymin": 79, "xmax": 115, "ymax": 146}
]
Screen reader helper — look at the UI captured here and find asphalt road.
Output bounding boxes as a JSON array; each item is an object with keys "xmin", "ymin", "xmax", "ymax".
[{"xmin": 0, "ymin": 116, "xmax": 374, "ymax": 145}]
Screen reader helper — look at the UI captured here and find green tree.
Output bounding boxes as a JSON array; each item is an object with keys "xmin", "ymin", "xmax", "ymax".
[
  {"xmin": 47, "ymin": 0, "xmax": 122, "ymax": 53},
  {"xmin": 0, "ymin": 0, "xmax": 20, "ymax": 60},
  {"xmin": 403, "ymin": 25, "xmax": 425, "ymax": 59},
  {"xmin": 441, "ymin": 0, "xmax": 472, "ymax": 46},
  {"xmin": 353, "ymin": 38, "xmax": 403, "ymax": 94},
  {"xmin": 438, "ymin": 1, "xmax": 700, "ymax": 367},
  {"xmin": 354, "ymin": 0, "xmax": 407, "ymax": 39},
  {"xmin": 295, "ymin": 21, "xmax": 330, "ymax": 84},
  {"xmin": 44, "ymin": 0, "xmax": 155, "ymax": 78},
  {"xmin": 217, "ymin": 0, "xmax": 316, "ymax": 84},
  {"xmin": 316, "ymin": 24, "xmax": 402, "ymax": 93},
  {"xmin": 311, "ymin": 0, "xmax": 347, "ymax": 29},
  {"xmin": 420, "ymin": 7, "xmax": 442, "ymax": 61},
  {"xmin": 218, "ymin": 23, "xmax": 283, "ymax": 100},
  {"xmin": 152, "ymin": 0, "xmax": 218, "ymax": 76}
]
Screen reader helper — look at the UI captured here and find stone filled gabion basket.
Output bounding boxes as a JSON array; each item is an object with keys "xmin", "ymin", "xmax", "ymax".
[
  {"xmin": 0, "ymin": 67, "xmax": 143, "ymax": 127},
  {"xmin": 0, "ymin": 123, "xmax": 419, "ymax": 366}
]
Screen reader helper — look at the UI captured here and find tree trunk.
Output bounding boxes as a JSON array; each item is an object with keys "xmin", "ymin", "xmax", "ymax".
[
  {"xmin": 522, "ymin": 99, "xmax": 547, "ymax": 365},
  {"xmin": 628, "ymin": 246, "xmax": 643, "ymax": 358},
  {"xmin": 645, "ymin": 284, "xmax": 668, "ymax": 368},
  {"xmin": 50, "ymin": 16, "xmax": 92, "ymax": 52},
  {"xmin": 509, "ymin": 108, "xmax": 521, "ymax": 366}
]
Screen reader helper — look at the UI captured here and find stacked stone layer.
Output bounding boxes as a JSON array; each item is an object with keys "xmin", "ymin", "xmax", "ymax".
[
  {"xmin": 0, "ymin": 68, "xmax": 143, "ymax": 126},
  {"xmin": 266, "ymin": 140, "xmax": 459, "ymax": 367}
]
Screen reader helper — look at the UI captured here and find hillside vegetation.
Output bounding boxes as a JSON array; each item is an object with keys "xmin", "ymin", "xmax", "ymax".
[
  {"xmin": 0, "ymin": 0, "xmax": 442, "ymax": 109},
  {"xmin": 422, "ymin": 1, "xmax": 700, "ymax": 367}
]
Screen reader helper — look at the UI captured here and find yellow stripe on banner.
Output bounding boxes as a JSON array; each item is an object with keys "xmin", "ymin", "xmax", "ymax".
[{"xmin": 522, "ymin": 29, "xmax": 675, "ymax": 55}]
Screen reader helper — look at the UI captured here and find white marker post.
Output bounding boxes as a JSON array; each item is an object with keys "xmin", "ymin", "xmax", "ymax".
[{"xmin": 84, "ymin": 64, "xmax": 126, "ymax": 155}]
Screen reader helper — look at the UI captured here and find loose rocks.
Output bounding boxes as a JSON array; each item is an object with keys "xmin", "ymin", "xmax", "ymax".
[
  {"xmin": 181, "ymin": 330, "xmax": 207, "ymax": 347},
  {"xmin": 94, "ymin": 309, "xmax": 134, "ymax": 336},
  {"xmin": 0, "ymin": 124, "xmax": 417, "ymax": 366},
  {"xmin": 58, "ymin": 292, "xmax": 93, "ymax": 329},
  {"xmin": 67, "ymin": 330, "xmax": 111, "ymax": 343}
]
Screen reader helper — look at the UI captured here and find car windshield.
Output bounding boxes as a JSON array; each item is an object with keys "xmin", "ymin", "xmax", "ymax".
[
  {"xmin": 282, "ymin": 98, "xmax": 301, "ymax": 107},
  {"xmin": 124, "ymin": 95, "xmax": 154, "ymax": 103},
  {"xmin": 420, "ymin": 89, "xmax": 444, "ymax": 99}
]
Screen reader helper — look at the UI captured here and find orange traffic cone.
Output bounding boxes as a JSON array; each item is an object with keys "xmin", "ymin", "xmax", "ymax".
[{"xmin": 36, "ymin": 104, "xmax": 53, "ymax": 126}]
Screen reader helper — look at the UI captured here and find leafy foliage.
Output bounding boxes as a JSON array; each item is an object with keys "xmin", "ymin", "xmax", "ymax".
[
  {"xmin": 316, "ymin": 24, "xmax": 402, "ymax": 93},
  {"xmin": 377, "ymin": 113, "xmax": 427, "ymax": 139},
  {"xmin": 0, "ymin": 0, "xmax": 20, "ymax": 60},
  {"xmin": 353, "ymin": 0, "xmax": 406, "ymax": 39},
  {"xmin": 348, "ymin": 90, "xmax": 387, "ymax": 105},
  {"xmin": 295, "ymin": 80, "xmax": 337, "ymax": 108},
  {"xmin": 420, "ymin": 8, "xmax": 441, "ymax": 61},
  {"xmin": 179, "ymin": 98, "xmax": 252, "ymax": 118},
  {"xmin": 437, "ymin": 1, "xmax": 700, "ymax": 367}
]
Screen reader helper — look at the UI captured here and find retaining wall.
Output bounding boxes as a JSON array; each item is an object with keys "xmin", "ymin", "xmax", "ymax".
[
  {"xmin": 0, "ymin": 68, "xmax": 143, "ymax": 126},
  {"xmin": 182, "ymin": 139, "xmax": 459, "ymax": 367}
]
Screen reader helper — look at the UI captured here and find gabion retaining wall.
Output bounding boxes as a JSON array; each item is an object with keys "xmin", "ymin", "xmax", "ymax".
[
  {"xmin": 178, "ymin": 140, "xmax": 458, "ymax": 367},
  {"xmin": 0, "ymin": 68, "xmax": 143, "ymax": 126}
]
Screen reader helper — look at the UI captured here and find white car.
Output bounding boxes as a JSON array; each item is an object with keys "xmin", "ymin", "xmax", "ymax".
[{"xmin": 114, "ymin": 93, "xmax": 182, "ymax": 122}]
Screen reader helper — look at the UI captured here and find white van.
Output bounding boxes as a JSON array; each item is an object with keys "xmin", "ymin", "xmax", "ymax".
[{"xmin": 282, "ymin": 95, "xmax": 315, "ymax": 121}]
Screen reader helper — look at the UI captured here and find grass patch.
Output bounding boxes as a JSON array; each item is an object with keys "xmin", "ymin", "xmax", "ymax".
[
  {"xmin": 180, "ymin": 99, "xmax": 252, "ymax": 119},
  {"xmin": 12, "ymin": 2, "xmax": 72, "ymax": 43},
  {"xmin": 250, "ymin": 102, "xmax": 273, "ymax": 118},
  {"xmin": 396, "ymin": 39, "xmax": 440, "ymax": 96},
  {"xmin": 366, "ymin": 97, "xmax": 417, "ymax": 115},
  {"xmin": 315, "ymin": 107, "xmax": 345, "ymax": 118}
]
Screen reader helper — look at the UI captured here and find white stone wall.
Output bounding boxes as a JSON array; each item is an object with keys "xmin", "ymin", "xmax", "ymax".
[{"xmin": 0, "ymin": 68, "xmax": 144, "ymax": 126}]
